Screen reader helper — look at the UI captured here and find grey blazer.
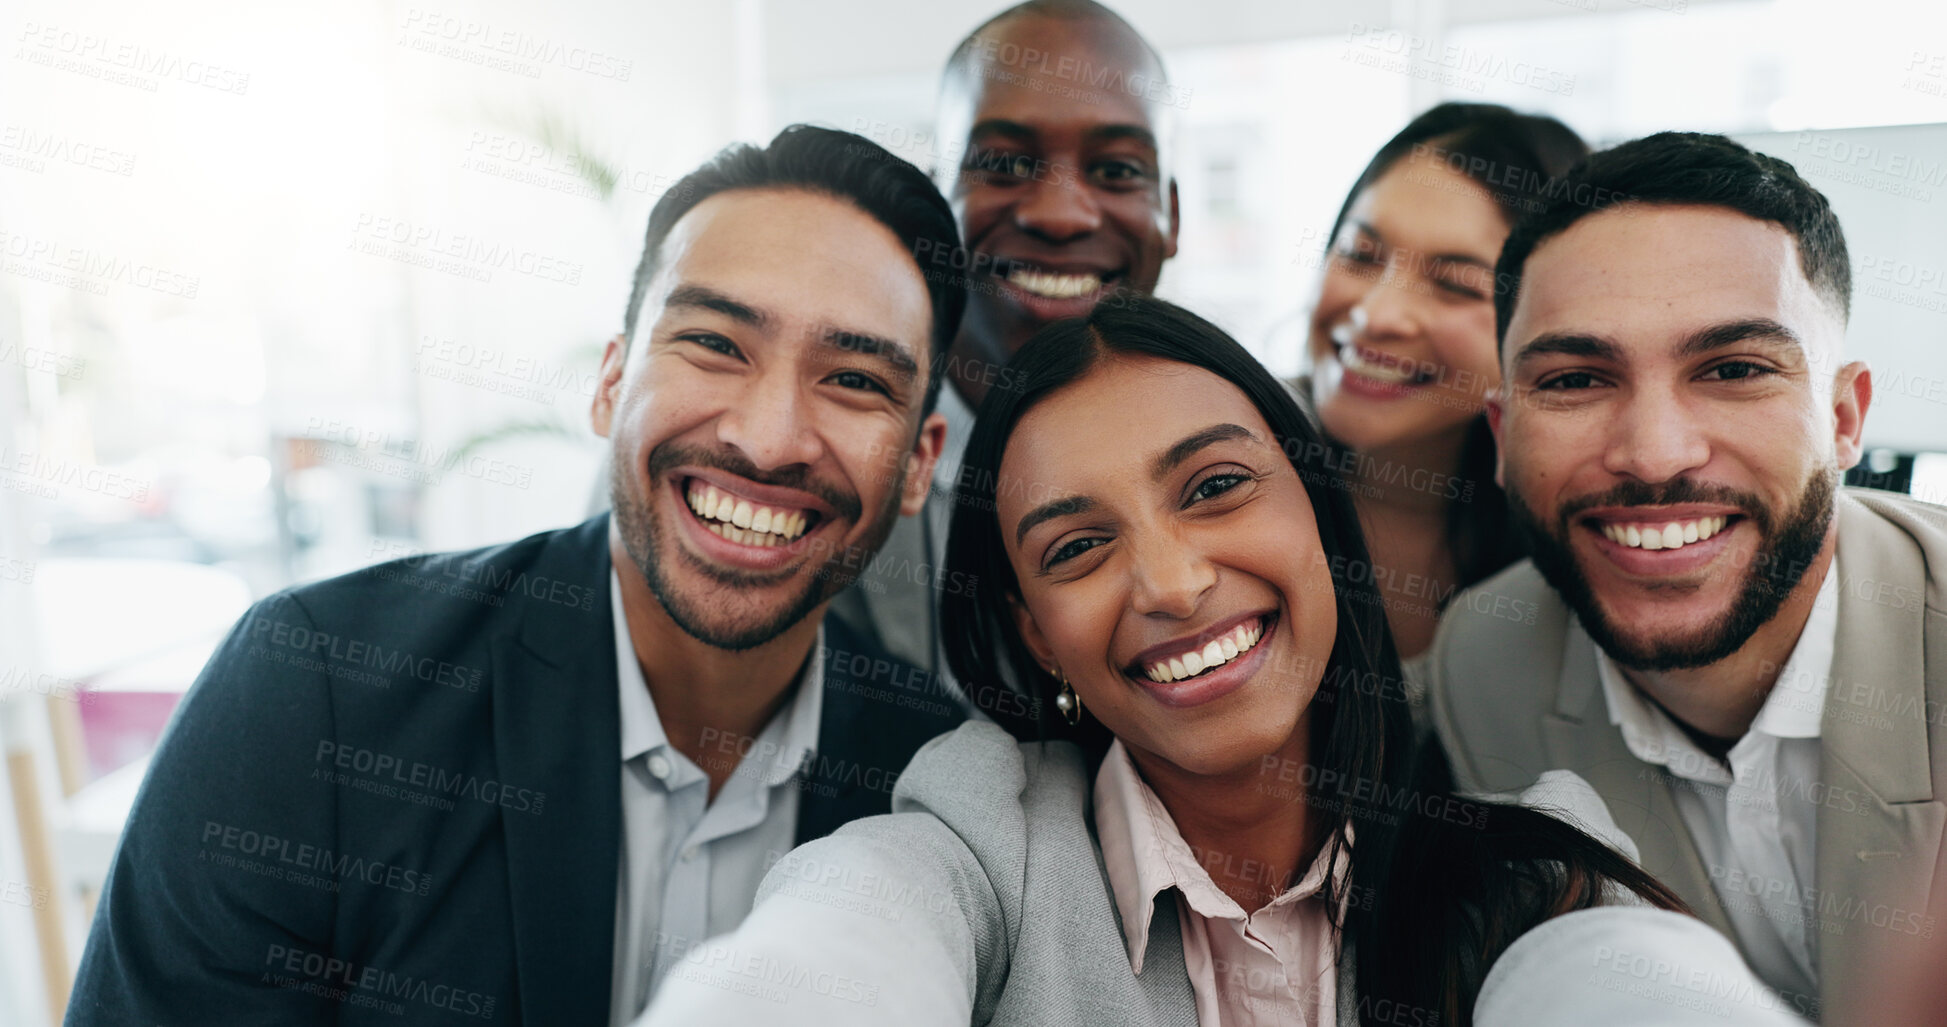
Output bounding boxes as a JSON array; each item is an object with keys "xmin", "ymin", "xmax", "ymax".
[
  {"xmin": 638, "ymin": 722, "xmax": 1798, "ymax": 1026},
  {"xmin": 1425, "ymin": 489, "xmax": 1947, "ymax": 1024}
]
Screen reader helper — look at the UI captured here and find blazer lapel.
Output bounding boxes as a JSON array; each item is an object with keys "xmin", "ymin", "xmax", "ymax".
[
  {"xmin": 796, "ymin": 618, "xmax": 965, "ymax": 845},
  {"xmin": 1134, "ymin": 894, "xmax": 1200, "ymax": 1026},
  {"xmin": 1814, "ymin": 496, "xmax": 1946, "ymax": 1019},
  {"xmin": 490, "ymin": 516, "xmax": 622, "ymax": 1027},
  {"xmin": 1081, "ymin": 791, "xmax": 1197, "ymax": 1025},
  {"xmin": 794, "ymin": 632, "xmax": 887, "ymax": 845},
  {"xmin": 1539, "ymin": 628, "xmax": 1739, "ymax": 942}
]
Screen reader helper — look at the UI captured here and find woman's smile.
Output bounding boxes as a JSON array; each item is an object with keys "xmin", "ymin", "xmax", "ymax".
[{"xmin": 1122, "ymin": 609, "xmax": 1279, "ymax": 708}]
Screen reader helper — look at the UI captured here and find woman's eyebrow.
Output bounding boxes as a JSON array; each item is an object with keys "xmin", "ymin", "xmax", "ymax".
[
  {"xmin": 1151, "ymin": 423, "xmax": 1258, "ymax": 482},
  {"xmin": 1014, "ymin": 494, "xmax": 1097, "ymax": 547},
  {"xmin": 1011, "ymin": 423, "xmax": 1258, "ymax": 546},
  {"xmin": 1427, "ymin": 252, "xmax": 1495, "ymax": 271}
]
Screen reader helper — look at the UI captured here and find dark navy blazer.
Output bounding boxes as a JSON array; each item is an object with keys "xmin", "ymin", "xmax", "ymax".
[{"xmin": 66, "ymin": 515, "xmax": 965, "ymax": 1026}]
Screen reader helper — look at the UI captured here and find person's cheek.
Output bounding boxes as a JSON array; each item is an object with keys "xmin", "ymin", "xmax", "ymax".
[
  {"xmin": 959, "ymin": 189, "xmax": 1006, "ymax": 242},
  {"xmin": 855, "ymin": 426, "xmax": 906, "ymax": 518},
  {"xmin": 640, "ymin": 381, "xmax": 709, "ymax": 452},
  {"xmin": 1309, "ymin": 276, "xmax": 1354, "ymax": 343}
]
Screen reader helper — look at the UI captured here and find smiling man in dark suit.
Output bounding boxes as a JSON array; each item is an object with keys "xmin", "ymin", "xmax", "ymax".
[{"xmin": 67, "ymin": 124, "xmax": 968, "ymax": 1027}]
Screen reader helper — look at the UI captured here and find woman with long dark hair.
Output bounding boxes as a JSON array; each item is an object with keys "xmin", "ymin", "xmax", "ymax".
[
  {"xmin": 640, "ymin": 296, "xmax": 1800, "ymax": 1027},
  {"xmin": 1299, "ymin": 103, "xmax": 1588, "ymax": 661}
]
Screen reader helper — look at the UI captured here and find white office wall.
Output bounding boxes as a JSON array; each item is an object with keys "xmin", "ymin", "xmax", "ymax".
[{"xmin": 1739, "ymin": 123, "xmax": 1947, "ymax": 453}]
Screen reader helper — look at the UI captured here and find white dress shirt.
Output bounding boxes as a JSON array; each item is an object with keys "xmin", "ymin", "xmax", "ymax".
[
  {"xmin": 607, "ymin": 569, "xmax": 826, "ymax": 1026},
  {"xmin": 1595, "ymin": 557, "xmax": 1839, "ymax": 1006}
]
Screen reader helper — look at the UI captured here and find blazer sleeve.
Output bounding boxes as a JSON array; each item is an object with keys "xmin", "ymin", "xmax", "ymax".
[
  {"xmin": 1474, "ymin": 906, "xmax": 1811, "ymax": 1026},
  {"xmin": 1500, "ymin": 768, "xmax": 1641, "ymax": 864},
  {"xmin": 67, "ymin": 593, "xmax": 340, "ymax": 1026},
  {"xmin": 634, "ymin": 811, "xmax": 993, "ymax": 1027}
]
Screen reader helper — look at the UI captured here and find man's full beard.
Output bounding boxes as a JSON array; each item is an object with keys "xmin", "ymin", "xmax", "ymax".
[{"xmin": 1507, "ymin": 468, "xmax": 1836, "ymax": 672}]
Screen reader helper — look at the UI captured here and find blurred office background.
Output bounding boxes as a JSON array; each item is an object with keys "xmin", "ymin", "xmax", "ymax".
[{"xmin": 4, "ymin": 0, "xmax": 1947, "ymax": 1021}]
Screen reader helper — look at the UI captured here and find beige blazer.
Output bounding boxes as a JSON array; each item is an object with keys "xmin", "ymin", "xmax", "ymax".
[{"xmin": 1425, "ymin": 488, "xmax": 1947, "ymax": 1024}]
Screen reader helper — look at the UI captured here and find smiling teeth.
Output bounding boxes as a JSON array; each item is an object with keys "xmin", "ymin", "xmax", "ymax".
[
  {"xmin": 1601, "ymin": 516, "xmax": 1728, "ymax": 551},
  {"xmin": 1008, "ymin": 267, "xmax": 1102, "ymax": 299},
  {"xmin": 1144, "ymin": 620, "xmax": 1263, "ymax": 684},
  {"xmin": 1337, "ymin": 345, "xmax": 1421, "ymax": 385},
  {"xmin": 685, "ymin": 482, "xmax": 811, "ymax": 542}
]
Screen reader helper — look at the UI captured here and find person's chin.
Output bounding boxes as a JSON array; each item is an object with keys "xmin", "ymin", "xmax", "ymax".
[
  {"xmin": 1579, "ymin": 583, "xmax": 1743, "ymax": 667},
  {"xmin": 1143, "ymin": 691, "xmax": 1307, "ymax": 779},
  {"xmin": 1155, "ymin": 730, "xmax": 1289, "ymax": 779},
  {"xmin": 663, "ymin": 571, "xmax": 821, "ymax": 650},
  {"xmin": 976, "ymin": 297, "xmax": 1054, "ymax": 357},
  {"xmin": 1315, "ymin": 401, "xmax": 1430, "ymax": 458}
]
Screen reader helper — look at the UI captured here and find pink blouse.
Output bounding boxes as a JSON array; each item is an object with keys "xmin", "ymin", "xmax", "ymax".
[{"xmin": 1093, "ymin": 740, "xmax": 1351, "ymax": 1027}]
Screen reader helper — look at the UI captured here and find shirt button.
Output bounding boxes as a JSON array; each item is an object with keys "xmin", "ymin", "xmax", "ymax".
[
  {"xmin": 647, "ymin": 754, "xmax": 672, "ymax": 780},
  {"xmin": 681, "ymin": 847, "xmax": 698, "ymax": 862}
]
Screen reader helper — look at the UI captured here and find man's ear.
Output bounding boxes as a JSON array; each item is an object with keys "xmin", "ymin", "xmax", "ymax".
[
  {"xmin": 1009, "ymin": 593, "xmax": 1060, "ymax": 679},
  {"xmin": 1831, "ymin": 361, "xmax": 1873, "ymax": 471},
  {"xmin": 1163, "ymin": 178, "xmax": 1181, "ymax": 261},
  {"xmin": 591, "ymin": 332, "xmax": 628, "ymax": 439},
  {"xmin": 1485, "ymin": 387, "xmax": 1508, "ymax": 490},
  {"xmin": 900, "ymin": 411, "xmax": 948, "ymax": 517}
]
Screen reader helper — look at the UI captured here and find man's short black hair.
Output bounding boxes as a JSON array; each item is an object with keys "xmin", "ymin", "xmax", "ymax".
[
  {"xmin": 1495, "ymin": 131, "xmax": 1851, "ymax": 347},
  {"xmin": 622, "ymin": 124, "xmax": 965, "ymax": 417}
]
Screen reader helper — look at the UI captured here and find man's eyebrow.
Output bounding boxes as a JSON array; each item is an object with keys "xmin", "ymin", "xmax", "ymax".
[
  {"xmin": 1015, "ymin": 495, "xmax": 1097, "ymax": 547},
  {"xmin": 664, "ymin": 284, "xmax": 770, "ymax": 328},
  {"xmin": 819, "ymin": 328, "xmax": 921, "ymax": 384},
  {"xmin": 1674, "ymin": 318, "xmax": 1803, "ymax": 359},
  {"xmin": 967, "ymin": 119, "xmax": 1036, "ymax": 146},
  {"xmin": 1512, "ymin": 332, "xmax": 1625, "ymax": 368},
  {"xmin": 1152, "ymin": 423, "xmax": 1258, "ymax": 481},
  {"xmin": 1084, "ymin": 124, "xmax": 1159, "ymax": 151}
]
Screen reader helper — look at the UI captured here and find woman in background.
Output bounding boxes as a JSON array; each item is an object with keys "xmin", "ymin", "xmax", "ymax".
[
  {"xmin": 639, "ymin": 297, "xmax": 1800, "ymax": 1027},
  {"xmin": 1301, "ymin": 103, "xmax": 1588, "ymax": 661}
]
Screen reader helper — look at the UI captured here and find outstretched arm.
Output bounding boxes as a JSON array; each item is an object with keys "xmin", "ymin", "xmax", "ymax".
[
  {"xmin": 1476, "ymin": 906, "xmax": 1811, "ymax": 1026},
  {"xmin": 637, "ymin": 812, "xmax": 992, "ymax": 1027}
]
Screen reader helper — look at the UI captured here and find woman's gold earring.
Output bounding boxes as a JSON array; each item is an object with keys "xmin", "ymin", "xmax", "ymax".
[{"xmin": 1054, "ymin": 670, "xmax": 1082, "ymax": 727}]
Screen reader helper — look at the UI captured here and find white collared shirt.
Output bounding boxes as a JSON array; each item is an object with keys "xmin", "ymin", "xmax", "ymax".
[
  {"xmin": 1595, "ymin": 557, "xmax": 1839, "ymax": 1006},
  {"xmin": 607, "ymin": 568, "xmax": 826, "ymax": 1026}
]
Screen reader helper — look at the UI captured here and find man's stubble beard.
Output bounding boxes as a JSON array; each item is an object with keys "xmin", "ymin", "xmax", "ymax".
[
  {"xmin": 609, "ymin": 442, "xmax": 908, "ymax": 652},
  {"xmin": 1507, "ymin": 466, "xmax": 1837, "ymax": 672}
]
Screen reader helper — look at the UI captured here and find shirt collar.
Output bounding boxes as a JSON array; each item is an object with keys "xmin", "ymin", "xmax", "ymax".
[
  {"xmin": 1596, "ymin": 553, "xmax": 1839, "ymax": 772},
  {"xmin": 614, "ymin": 568, "xmax": 666, "ymax": 764},
  {"xmin": 1092, "ymin": 739, "xmax": 1349, "ymax": 972},
  {"xmin": 611, "ymin": 567, "xmax": 826, "ymax": 786},
  {"xmin": 1751, "ymin": 554, "xmax": 1837, "ymax": 739}
]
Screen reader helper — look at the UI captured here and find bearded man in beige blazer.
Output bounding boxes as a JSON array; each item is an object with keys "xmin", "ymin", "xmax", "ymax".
[{"xmin": 1426, "ymin": 131, "xmax": 1945, "ymax": 1026}]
